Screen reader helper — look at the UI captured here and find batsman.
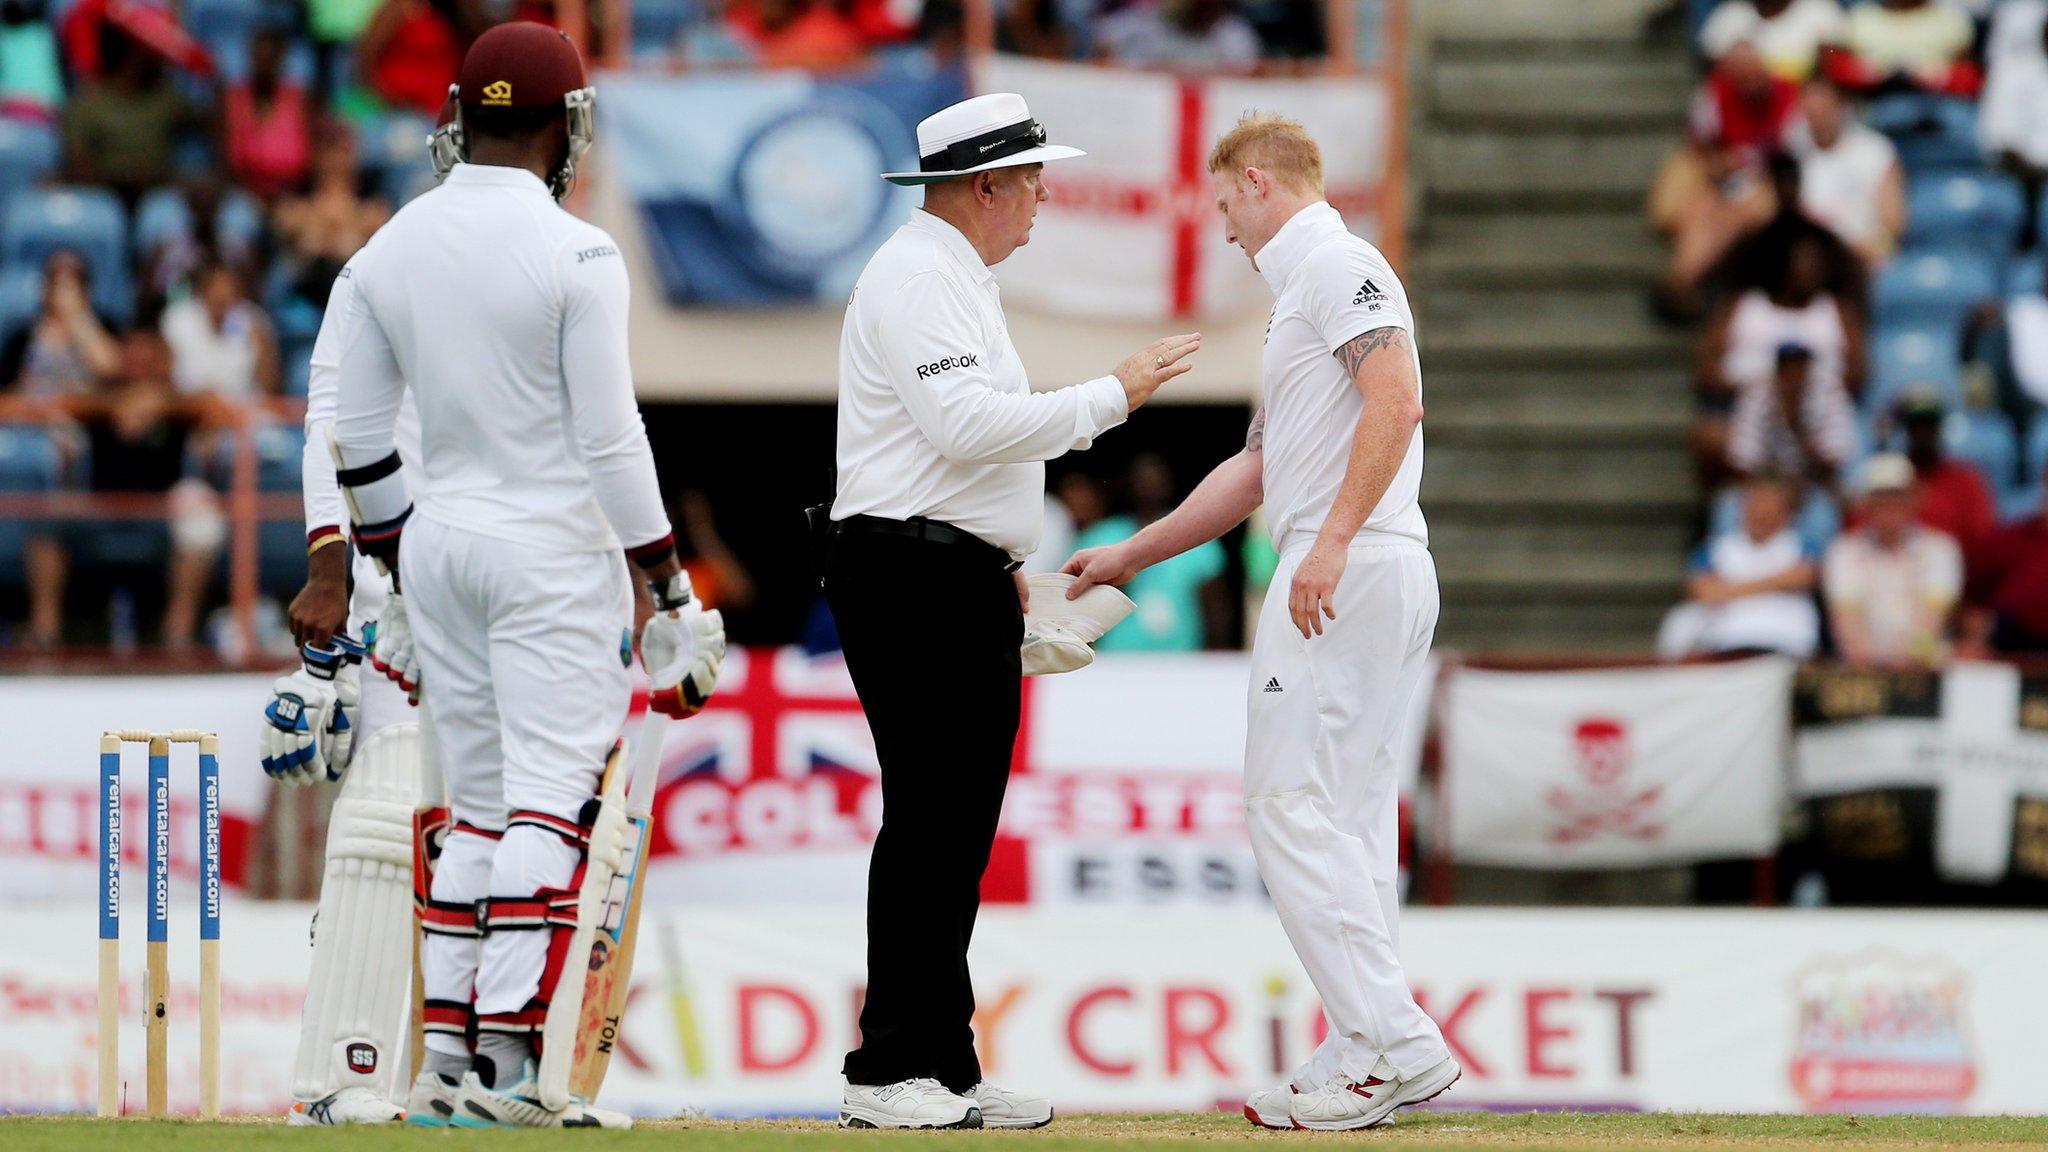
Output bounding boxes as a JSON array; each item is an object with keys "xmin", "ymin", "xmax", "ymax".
[{"xmin": 312, "ymin": 22, "xmax": 722, "ymax": 1129}]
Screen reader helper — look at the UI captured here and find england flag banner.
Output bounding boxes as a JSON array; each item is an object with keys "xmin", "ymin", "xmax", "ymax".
[
  {"xmin": 1442, "ymin": 658, "xmax": 1796, "ymax": 868},
  {"xmin": 980, "ymin": 55, "xmax": 1392, "ymax": 321}
]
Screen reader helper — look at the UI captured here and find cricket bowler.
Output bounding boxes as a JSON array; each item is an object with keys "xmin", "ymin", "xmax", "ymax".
[
  {"xmin": 329, "ymin": 22, "xmax": 724, "ymax": 1128},
  {"xmin": 1063, "ymin": 112, "xmax": 1460, "ymax": 1131}
]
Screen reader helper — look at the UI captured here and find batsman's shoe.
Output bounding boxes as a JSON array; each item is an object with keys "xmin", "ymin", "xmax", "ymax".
[
  {"xmin": 287, "ymin": 1087, "xmax": 404, "ymax": 1126},
  {"xmin": 839, "ymin": 1079, "xmax": 983, "ymax": 1129},
  {"xmin": 1289, "ymin": 1057, "xmax": 1461, "ymax": 1132},
  {"xmin": 968, "ymin": 1081, "xmax": 1053, "ymax": 1129},
  {"xmin": 1242, "ymin": 1082, "xmax": 1296, "ymax": 1130},
  {"xmin": 451, "ymin": 1065, "xmax": 633, "ymax": 1129},
  {"xmin": 403, "ymin": 1072, "xmax": 461, "ymax": 1128}
]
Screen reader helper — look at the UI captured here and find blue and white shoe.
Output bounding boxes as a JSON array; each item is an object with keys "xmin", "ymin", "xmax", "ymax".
[
  {"xmin": 287, "ymin": 1086, "xmax": 404, "ymax": 1126},
  {"xmin": 403, "ymin": 1072, "xmax": 461, "ymax": 1128},
  {"xmin": 451, "ymin": 1061, "xmax": 633, "ymax": 1129}
]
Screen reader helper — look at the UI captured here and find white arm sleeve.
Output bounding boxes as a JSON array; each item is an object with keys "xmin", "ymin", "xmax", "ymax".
[
  {"xmin": 301, "ymin": 263, "xmax": 355, "ymax": 540},
  {"xmin": 557, "ymin": 238, "xmax": 672, "ymax": 556},
  {"xmin": 881, "ymin": 271, "xmax": 1127, "ymax": 465},
  {"xmin": 332, "ymin": 255, "xmax": 412, "ymax": 528}
]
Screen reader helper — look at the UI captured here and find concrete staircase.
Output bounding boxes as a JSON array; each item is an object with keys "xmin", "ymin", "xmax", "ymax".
[{"xmin": 1410, "ymin": 0, "xmax": 1697, "ymax": 652}]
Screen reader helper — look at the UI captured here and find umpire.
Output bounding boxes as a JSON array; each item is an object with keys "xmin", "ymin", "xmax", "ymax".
[{"xmin": 823, "ymin": 93, "xmax": 1198, "ymax": 1131}]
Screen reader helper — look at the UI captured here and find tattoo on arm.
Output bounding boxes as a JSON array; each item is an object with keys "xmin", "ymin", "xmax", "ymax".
[
  {"xmin": 1332, "ymin": 327, "xmax": 1409, "ymax": 379},
  {"xmin": 1246, "ymin": 405, "xmax": 1266, "ymax": 453}
]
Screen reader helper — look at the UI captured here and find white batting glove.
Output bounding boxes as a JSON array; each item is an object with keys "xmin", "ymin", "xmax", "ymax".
[
  {"xmin": 367, "ymin": 592, "xmax": 420, "ymax": 706},
  {"xmin": 261, "ymin": 637, "xmax": 363, "ymax": 784},
  {"xmin": 640, "ymin": 575, "xmax": 725, "ymax": 719}
]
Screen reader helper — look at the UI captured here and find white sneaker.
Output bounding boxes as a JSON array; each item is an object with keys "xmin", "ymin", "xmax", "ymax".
[
  {"xmin": 839, "ymin": 1078, "xmax": 983, "ymax": 1129},
  {"xmin": 403, "ymin": 1072, "xmax": 461, "ymax": 1128},
  {"xmin": 287, "ymin": 1086, "xmax": 404, "ymax": 1125},
  {"xmin": 1289, "ymin": 1057, "xmax": 1461, "ymax": 1131},
  {"xmin": 967, "ymin": 1081, "xmax": 1052, "ymax": 1129},
  {"xmin": 1242, "ymin": 1082, "xmax": 1295, "ymax": 1129},
  {"xmin": 450, "ymin": 1063, "xmax": 634, "ymax": 1129}
]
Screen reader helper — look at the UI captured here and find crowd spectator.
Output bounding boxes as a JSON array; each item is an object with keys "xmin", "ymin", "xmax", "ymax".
[
  {"xmin": 1658, "ymin": 474, "xmax": 1821, "ymax": 659},
  {"xmin": 1714, "ymin": 153, "xmax": 1868, "ymax": 304},
  {"xmin": 672, "ymin": 487, "xmax": 756, "ymax": 611},
  {"xmin": 223, "ymin": 28, "xmax": 314, "ymax": 199},
  {"xmin": 1654, "ymin": 42, "xmax": 1801, "ymax": 301},
  {"xmin": 1981, "ymin": 11, "xmax": 2048, "ymax": 247},
  {"xmin": 1073, "ymin": 454, "xmax": 1228, "ymax": 652},
  {"xmin": 23, "ymin": 329, "xmax": 221, "ymax": 650},
  {"xmin": 1698, "ymin": 0, "xmax": 1845, "ymax": 79},
  {"xmin": 1823, "ymin": 453, "xmax": 1963, "ymax": 668},
  {"xmin": 1696, "ymin": 232, "xmax": 1863, "ymax": 483},
  {"xmin": 1726, "ymin": 342, "xmax": 1855, "ymax": 496},
  {"xmin": 1892, "ymin": 392, "xmax": 1996, "ymax": 549},
  {"xmin": 356, "ymin": 0, "xmax": 475, "ymax": 116},
  {"xmin": 0, "ymin": 0, "xmax": 63, "ymax": 123},
  {"xmin": 1963, "ymin": 463, "xmax": 2048, "ymax": 654},
  {"xmin": 1097, "ymin": 0, "xmax": 1261, "ymax": 71},
  {"xmin": 0, "ymin": 250, "xmax": 119, "ymax": 402},
  {"xmin": 727, "ymin": 0, "xmax": 869, "ymax": 70},
  {"xmin": 1828, "ymin": 0, "xmax": 1981, "ymax": 97},
  {"xmin": 997, "ymin": 0, "xmax": 1074, "ymax": 60},
  {"xmin": 162, "ymin": 261, "xmax": 280, "ymax": 403},
  {"xmin": 1787, "ymin": 74, "xmax": 1904, "ymax": 270},
  {"xmin": 273, "ymin": 129, "xmax": 393, "ymax": 309},
  {"xmin": 62, "ymin": 26, "xmax": 208, "ymax": 203}
]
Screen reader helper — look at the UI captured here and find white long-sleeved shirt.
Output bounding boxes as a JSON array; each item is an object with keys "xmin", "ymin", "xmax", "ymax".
[
  {"xmin": 332, "ymin": 163, "xmax": 670, "ymax": 557},
  {"xmin": 832, "ymin": 209, "xmax": 1128, "ymax": 561},
  {"xmin": 302, "ymin": 253, "xmax": 421, "ymax": 544},
  {"xmin": 1255, "ymin": 201, "xmax": 1426, "ymax": 552}
]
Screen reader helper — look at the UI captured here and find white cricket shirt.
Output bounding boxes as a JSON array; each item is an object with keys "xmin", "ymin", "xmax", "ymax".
[
  {"xmin": 832, "ymin": 209, "xmax": 1129, "ymax": 561},
  {"xmin": 302, "ymin": 252, "xmax": 421, "ymax": 541},
  {"xmin": 331, "ymin": 163, "xmax": 670, "ymax": 556},
  {"xmin": 1255, "ymin": 201, "xmax": 1426, "ymax": 552}
]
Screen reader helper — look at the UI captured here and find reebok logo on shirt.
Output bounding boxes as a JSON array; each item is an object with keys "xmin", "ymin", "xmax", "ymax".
[
  {"xmin": 1352, "ymin": 279, "xmax": 1389, "ymax": 308},
  {"xmin": 915, "ymin": 354, "xmax": 980, "ymax": 379}
]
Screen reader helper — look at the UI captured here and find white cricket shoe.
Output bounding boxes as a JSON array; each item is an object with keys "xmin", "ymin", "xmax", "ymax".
[
  {"xmin": 839, "ymin": 1078, "xmax": 983, "ymax": 1129},
  {"xmin": 1242, "ymin": 1082, "xmax": 1295, "ymax": 1130},
  {"xmin": 967, "ymin": 1081, "xmax": 1052, "ymax": 1129},
  {"xmin": 287, "ymin": 1086, "xmax": 404, "ymax": 1126},
  {"xmin": 1289, "ymin": 1057, "xmax": 1461, "ymax": 1131},
  {"xmin": 450, "ymin": 1063, "xmax": 634, "ymax": 1129},
  {"xmin": 403, "ymin": 1072, "xmax": 461, "ymax": 1128}
]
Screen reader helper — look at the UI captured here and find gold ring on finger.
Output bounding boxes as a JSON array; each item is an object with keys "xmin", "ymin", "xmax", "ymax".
[{"xmin": 1154, "ymin": 356, "xmax": 1164, "ymax": 366}]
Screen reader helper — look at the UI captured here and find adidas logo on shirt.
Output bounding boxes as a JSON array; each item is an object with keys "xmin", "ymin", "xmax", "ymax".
[
  {"xmin": 1263, "ymin": 677, "xmax": 1284, "ymax": 693},
  {"xmin": 1352, "ymin": 278, "xmax": 1389, "ymax": 308}
]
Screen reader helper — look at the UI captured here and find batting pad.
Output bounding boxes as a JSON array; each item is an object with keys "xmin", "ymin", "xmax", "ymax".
[{"xmin": 1021, "ymin": 573, "xmax": 1135, "ymax": 676}]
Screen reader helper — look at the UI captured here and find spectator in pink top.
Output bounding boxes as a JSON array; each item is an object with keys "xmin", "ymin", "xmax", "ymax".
[{"xmin": 223, "ymin": 28, "xmax": 312, "ymax": 198}]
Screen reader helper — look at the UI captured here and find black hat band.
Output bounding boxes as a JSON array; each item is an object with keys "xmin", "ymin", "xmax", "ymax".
[{"xmin": 920, "ymin": 118, "xmax": 1048, "ymax": 174}]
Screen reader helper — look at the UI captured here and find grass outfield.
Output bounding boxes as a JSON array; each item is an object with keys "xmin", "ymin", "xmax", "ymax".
[{"xmin": 5, "ymin": 1113, "xmax": 2048, "ymax": 1150}]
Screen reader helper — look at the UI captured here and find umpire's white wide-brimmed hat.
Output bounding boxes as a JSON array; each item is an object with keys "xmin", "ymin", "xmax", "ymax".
[{"xmin": 882, "ymin": 93, "xmax": 1085, "ymax": 186}]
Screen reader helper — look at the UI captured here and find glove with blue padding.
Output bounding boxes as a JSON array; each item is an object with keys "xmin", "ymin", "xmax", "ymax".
[{"xmin": 261, "ymin": 635, "xmax": 364, "ymax": 784}]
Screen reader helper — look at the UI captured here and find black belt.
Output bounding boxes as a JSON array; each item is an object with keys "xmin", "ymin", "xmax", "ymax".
[{"xmin": 835, "ymin": 514, "xmax": 1021, "ymax": 572}]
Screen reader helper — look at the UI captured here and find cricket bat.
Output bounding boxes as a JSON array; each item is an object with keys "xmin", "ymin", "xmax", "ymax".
[{"xmin": 566, "ymin": 707, "xmax": 666, "ymax": 1100}]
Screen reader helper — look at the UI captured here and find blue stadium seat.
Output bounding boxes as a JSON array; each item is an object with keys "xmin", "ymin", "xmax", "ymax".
[
  {"xmin": 2028, "ymin": 416, "xmax": 2048, "ymax": 486},
  {"xmin": 1, "ymin": 187, "xmax": 133, "ymax": 324},
  {"xmin": 1874, "ymin": 248, "xmax": 2000, "ymax": 330},
  {"xmin": 132, "ymin": 187, "xmax": 266, "ymax": 258},
  {"xmin": 1868, "ymin": 325, "xmax": 1963, "ymax": 413},
  {"xmin": 0, "ymin": 425, "xmax": 62, "ymax": 588},
  {"xmin": 2006, "ymin": 255, "xmax": 2046, "ymax": 300},
  {"xmin": 2001, "ymin": 483, "xmax": 2043, "ymax": 523},
  {"xmin": 184, "ymin": 0, "xmax": 263, "ymax": 54},
  {"xmin": 0, "ymin": 120, "xmax": 59, "ymax": 201},
  {"xmin": 1866, "ymin": 94, "xmax": 1981, "ymax": 173},
  {"xmin": 0, "ymin": 263, "xmax": 45, "ymax": 348},
  {"xmin": 1947, "ymin": 410, "xmax": 2020, "ymax": 491},
  {"xmin": 1907, "ymin": 173, "xmax": 2025, "ymax": 252},
  {"xmin": 634, "ymin": 0, "xmax": 700, "ymax": 54}
]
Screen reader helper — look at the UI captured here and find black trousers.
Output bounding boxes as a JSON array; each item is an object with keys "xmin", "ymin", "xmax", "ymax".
[{"xmin": 826, "ymin": 526, "xmax": 1023, "ymax": 1093}]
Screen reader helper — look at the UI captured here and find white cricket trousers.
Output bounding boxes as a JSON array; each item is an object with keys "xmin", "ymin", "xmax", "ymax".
[
  {"xmin": 401, "ymin": 516, "xmax": 632, "ymax": 1052},
  {"xmin": 1247, "ymin": 539, "xmax": 1448, "ymax": 1086}
]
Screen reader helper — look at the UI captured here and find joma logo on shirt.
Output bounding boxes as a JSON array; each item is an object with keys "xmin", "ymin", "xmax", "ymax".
[
  {"xmin": 576, "ymin": 244, "xmax": 620, "ymax": 263},
  {"xmin": 915, "ymin": 354, "xmax": 980, "ymax": 379},
  {"xmin": 1352, "ymin": 279, "xmax": 1389, "ymax": 307}
]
